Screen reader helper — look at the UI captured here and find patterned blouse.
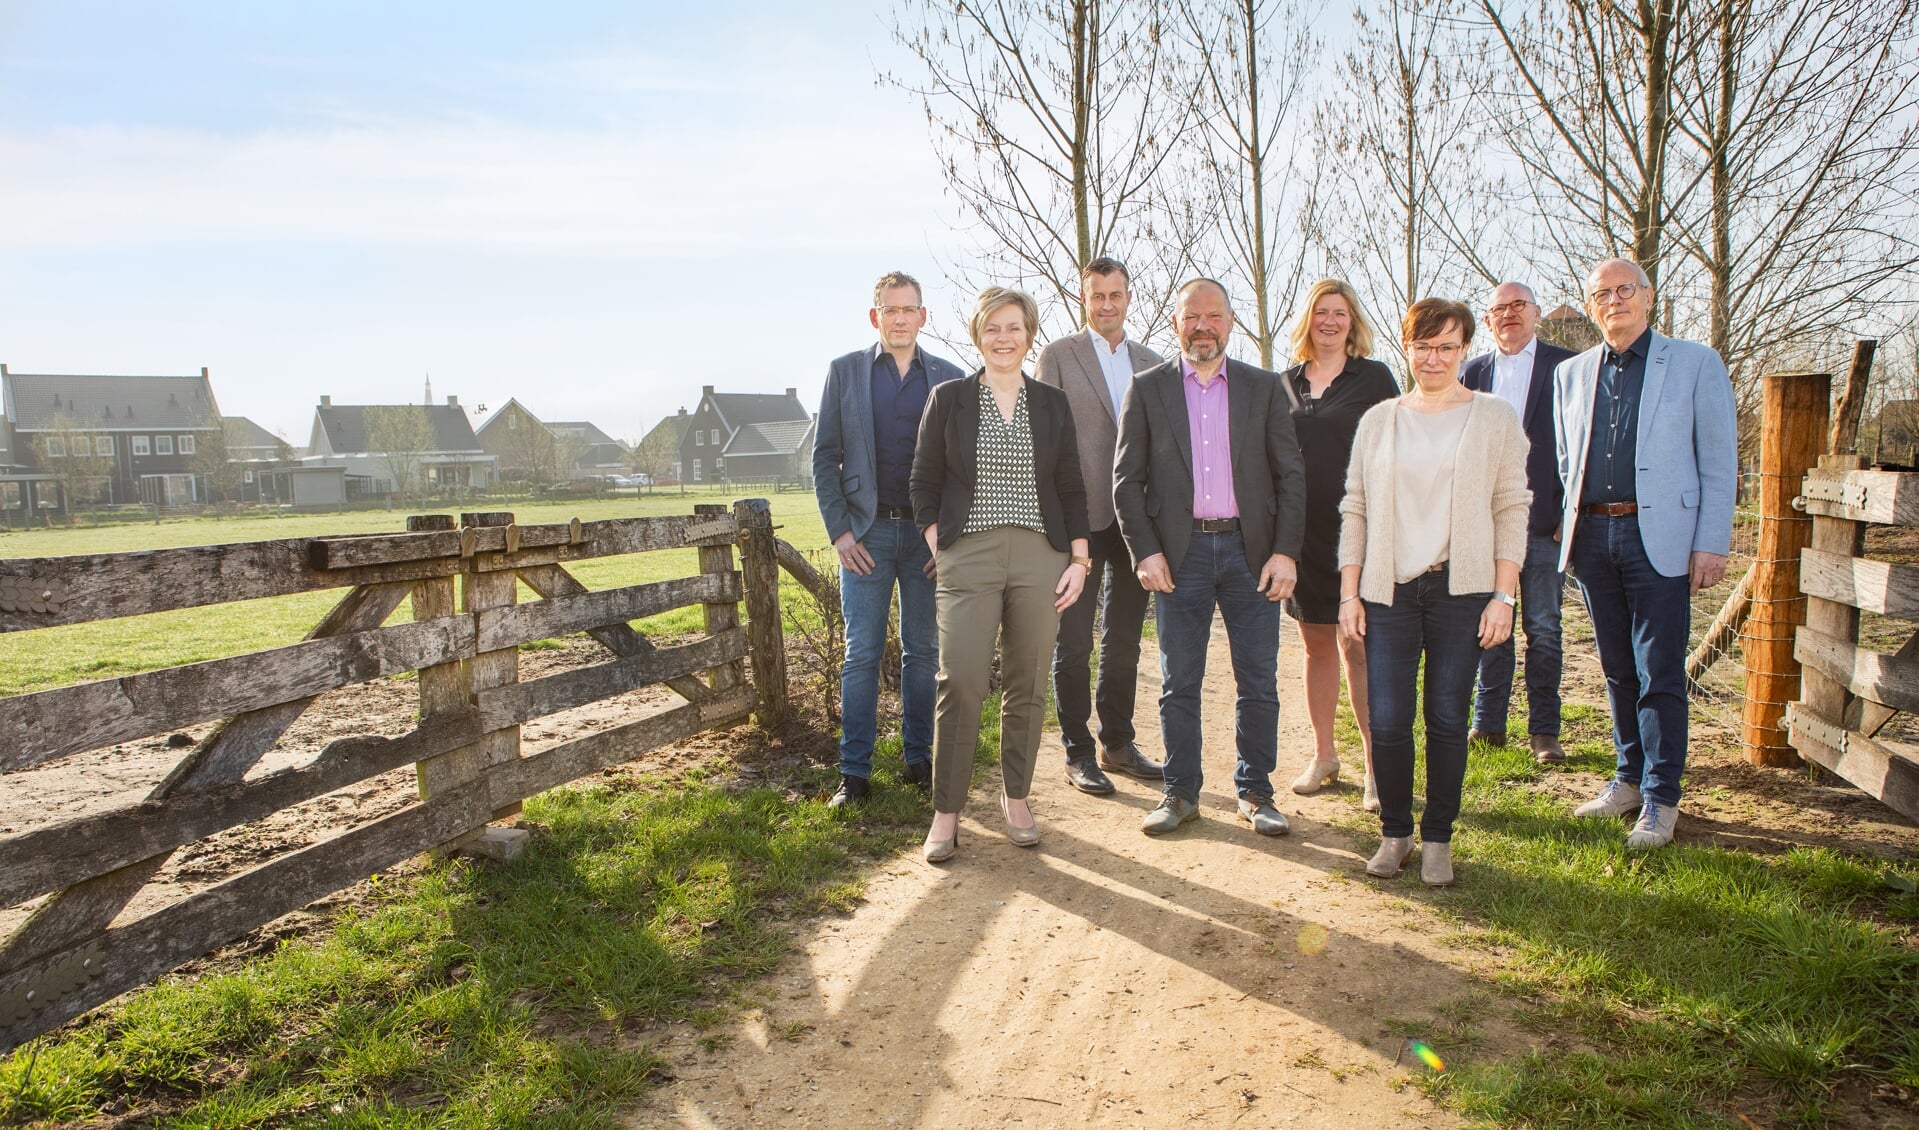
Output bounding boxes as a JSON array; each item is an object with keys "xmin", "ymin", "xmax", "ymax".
[{"xmin": 963, "ymin": 381, "xmax": 1048, "ymax": 537}]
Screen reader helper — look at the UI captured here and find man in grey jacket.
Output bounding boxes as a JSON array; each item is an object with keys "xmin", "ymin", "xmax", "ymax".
[
  {"xmin": 813, "ymin": 271, "xmax": 964, "ymax": 807},
  {"xmin": 1036, "ymin": 256, "xmax": 1166, "ymax": 796}
]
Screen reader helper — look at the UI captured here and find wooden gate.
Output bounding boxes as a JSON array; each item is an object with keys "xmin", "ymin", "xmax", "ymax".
[
  {"xmin": 1785, "ymin": 463, "xmax": 1919, "ymax": 821},
  {"xmin": 0, "ymin": 500, "xmax": 788, "ymax": 1052}
]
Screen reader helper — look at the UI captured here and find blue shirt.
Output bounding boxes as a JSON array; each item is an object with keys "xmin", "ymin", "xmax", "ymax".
[
  {"xmin": 1581, "ymin": 327, "xmax": 1652, "ymax": 504},
  {"xmin": 871, "ymin": 344, "xmax": 928, "ymax": 507}
]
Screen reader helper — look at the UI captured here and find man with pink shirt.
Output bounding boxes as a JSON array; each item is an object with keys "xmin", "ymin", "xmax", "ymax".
[{"xmin": 1114, "ymin": 278, "xmax": 1308, "ymax": 837}]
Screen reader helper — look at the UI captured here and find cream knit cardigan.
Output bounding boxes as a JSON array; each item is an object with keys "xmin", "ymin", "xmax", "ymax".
[{"xmin": 1337, "ymin": 392, "xmax": 1532, "ymax": 606}]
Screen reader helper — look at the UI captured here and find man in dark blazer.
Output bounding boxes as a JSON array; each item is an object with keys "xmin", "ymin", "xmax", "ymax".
[
  {"xmin": 1036, "ymin": 256, "xmax": 1166, "ymax": 797},
  {"xmin": 812, "ymin": 270, "xmax": 964, "ymax": 807},
  {"xmin": 1114, "ymin": 277, "xmax": 1307, "ymax": 838},
  {"xmin": 1459, "ymin": 281, "xmax": 1577, "ymax": 764}
]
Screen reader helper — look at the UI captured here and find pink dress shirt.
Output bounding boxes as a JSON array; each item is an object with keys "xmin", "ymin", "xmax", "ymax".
[{"xmin": 1181, "ymin": 359, "xmax": 1238, "ymax": 519}]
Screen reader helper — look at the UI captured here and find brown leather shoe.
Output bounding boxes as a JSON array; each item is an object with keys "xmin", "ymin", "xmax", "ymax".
[
  {"xmin": 1467, "ymin": 728, "xmax": 1508, "ymax": 748},
  {"xmin": 1530, "ymin": 734, "xmax": 1566, "ymax": 764},
  {"xmin": 1098, "ymin": 742, "xmax": 1165, "ymax": 781}
]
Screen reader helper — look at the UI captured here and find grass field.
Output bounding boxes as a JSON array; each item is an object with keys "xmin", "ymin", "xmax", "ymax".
[{"xmin": 0, "ymin": 490, "xmax": 834, "ymax": 697}]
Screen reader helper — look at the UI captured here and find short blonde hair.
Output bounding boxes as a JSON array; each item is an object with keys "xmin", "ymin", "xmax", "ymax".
[
  {"xmin": 1287, "ymin": 279, "xmax": 1376, "ymax": 362},
  {"xmin": 969, "ymin": 287, "xmax": 1040, "ymax": 352}
]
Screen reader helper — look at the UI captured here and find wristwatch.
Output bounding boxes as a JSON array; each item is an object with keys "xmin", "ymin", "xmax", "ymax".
[
  {"xmin": 1071, "ymin": 556, "xmax": 1093, "ymax": 569},
  {"xmin": 1491, "ymin": 591, "xmax": 1517, "ymax": 607}
]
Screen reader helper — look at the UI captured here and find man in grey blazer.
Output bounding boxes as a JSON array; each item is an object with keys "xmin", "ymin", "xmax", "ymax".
[
  {"xmin": 1036, "ymin": 256, "xmax": 1166, "ymax": 796},
  {"xmin": 813, "ymin": 270, "xmax": 965, "ymax": 807},
  {"xmin": 1556, "ymin": 258, "xmax": 1737, "ymax": 849},
  {"xmin": 1114, "ymin": 278, "xmax": 1307, "ymax": 839}
]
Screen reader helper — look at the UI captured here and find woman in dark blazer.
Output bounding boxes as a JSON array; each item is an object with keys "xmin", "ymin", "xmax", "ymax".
[
  {"xmin": 910, "ymin": 287, "xmax": 1091, "ymax": 862},
  {"xmin": 1280, "ymin": 279, "xmax": 1400, "ymax": 813}
]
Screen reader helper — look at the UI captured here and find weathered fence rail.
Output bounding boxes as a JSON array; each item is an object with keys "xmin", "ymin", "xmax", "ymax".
[
  {"xmin": 1785, "ymin": 463, "xmax": 1919, "ymax": 821},
  {"xmin": 0, "ymin": 499, "xmax": 796, "ymax": 1052}
]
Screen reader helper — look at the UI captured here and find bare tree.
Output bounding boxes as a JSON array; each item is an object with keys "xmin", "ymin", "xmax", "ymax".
[
  {"xmin": 1476, "ymin": 0, "xmax": 1701, "ymax": 289},
  {"xmin": 1664, "ymin": 0, "xmax": 1919, "ymax": 388},
  {"xmin": 496, "ymin": 410, "xmax": 560, "ymax": 489},
  {"xmin": 1172, "ymin": 0, "xmax": 1319, "ymax": 368},
  {"xmin": 191, "ymin": 416, "xmax": 243, "ymax": 505},
  {"xmin": 628, "ymin": 424, "xmax": 680, "ymax": 493},
  {"xmin": 366, "ymin": 406, "xmax": 436, "ymax": 503},
  {"xmin": 1315, "ymin": 0, "xmax": 1499, "ymax": 360},
  {"xmin": 888, "ymin": 0, "xmax": 1200, "ymax": 337},
  {"xmin": 28, "ymin": 414, "xmax": 116, "ymax": 517}
]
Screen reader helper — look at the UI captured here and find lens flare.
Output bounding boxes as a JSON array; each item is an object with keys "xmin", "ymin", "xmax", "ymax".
[
  {"xmin": 1295, "ymin": 923, "xmax": 1329, "ymax": 956},
  {"xmin": 1409, "ymin": 1041, "xmax": 1446, "ymax": 1071}
]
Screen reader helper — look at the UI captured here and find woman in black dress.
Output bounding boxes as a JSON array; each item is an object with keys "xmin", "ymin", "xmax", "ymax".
[{"xmin": 1281, "ymin": 279, "xmax": 1399, "ymax": 810}]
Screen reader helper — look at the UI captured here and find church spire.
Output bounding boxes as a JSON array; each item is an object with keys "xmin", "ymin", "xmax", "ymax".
[{"xmin": 423, "ymin": 372, "xmax": 433, "ymax": 406}]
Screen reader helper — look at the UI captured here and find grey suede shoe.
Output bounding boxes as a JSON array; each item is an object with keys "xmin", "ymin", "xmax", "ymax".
[
  {"xmin": 1366, "ymin": 835, "xmax": 1414, "ymax": 877},
  {"xmin": 1141, "ymin": 795, "xmax": 1199, "ymax": 836},
  {"xmin": 1420, "ymin": 842, "xmax": 1454, "ymax": 886},
  {"xmin": 1237, "ymin": 796, "xmax": 1291, "ymax": 836}
]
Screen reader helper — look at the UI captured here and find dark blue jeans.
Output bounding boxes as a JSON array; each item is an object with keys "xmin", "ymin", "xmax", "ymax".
[
  {"xmin": 1365, "ymin": 567, "xmax": 1486, "ymax": 842},
  {"xmin": 838, "ymin": 515, "xmax": 936, "ymax": 779},
  {"xmin": 1052, "ymin": 522, "xmax": 1149, "ymax": 761},
  {"xmin": 1472, "ymin": 532, "xmax": 1566, "ymax": 736},
  {"xmin": 1153, "ymin": 531, "xmax": 1280, "ymax": 805},
  {"xmin": 1571, "ymin": 514, "xmax": 1692, "ymax": 806}
]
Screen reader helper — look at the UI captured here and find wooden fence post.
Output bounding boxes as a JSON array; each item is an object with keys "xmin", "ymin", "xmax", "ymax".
[
  {"xmin": 409, "ymin": 515, "xmax": 474, "ymax": 817},
  {"xmin": 733, "ymin": 497, "xmax": 788, "ymax": 726},
  {"xmin": 462, "ymin": 511, "xmax": 523, "ymax": 822},
  {"xmin": 1742, "ymin": 371, "xmax": 1830, "ymax": 766},
  {"xmin": 694, "ymin": 503, "xmax": 744, "ymax": 692}
]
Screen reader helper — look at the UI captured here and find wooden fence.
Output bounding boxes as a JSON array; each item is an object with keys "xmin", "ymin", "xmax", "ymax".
[
  {"xmin": 0, "ymin": 499, "xmax": 793, "ymax": 1052},
  {"xmin": 1785, "ymin": 462, "xmax": 1919, "ymax": 821}
]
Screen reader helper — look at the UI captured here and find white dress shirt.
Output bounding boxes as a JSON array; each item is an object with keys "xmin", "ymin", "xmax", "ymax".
[
  {"xmin": 1087, "ymin": 327, "xmax": 1136, "ymax": 416},
  {"xmin": 1490, "ymin": 337, "xmax": 1537, "ymax": 418}
]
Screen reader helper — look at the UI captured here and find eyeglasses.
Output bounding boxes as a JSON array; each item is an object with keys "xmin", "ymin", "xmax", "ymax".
[
  {"xmin": 1586, "ymin": 282, "xmax": 1644, "ymax": 306},
  {"xmin": 875, "ymin": 305, "xmax": 924, "ymax": 318},
  {"xmin": 1407, "ymin": 342, "xmax": 1464, "ymax": 359},
  {"xmin": 1487, "ymin": 300, "xmax": 1536, "ymax": 316}
]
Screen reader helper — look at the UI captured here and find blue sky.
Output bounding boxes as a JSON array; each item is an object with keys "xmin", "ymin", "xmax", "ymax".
[{"xmin": 0, "ymin": 2, "xmax": 972, "ymax": 441}]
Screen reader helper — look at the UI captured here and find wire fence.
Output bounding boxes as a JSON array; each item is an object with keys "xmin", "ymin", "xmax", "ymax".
[{"xmin": 1687, "ymin": 500, "xmax": 1764, "ymax": 750}]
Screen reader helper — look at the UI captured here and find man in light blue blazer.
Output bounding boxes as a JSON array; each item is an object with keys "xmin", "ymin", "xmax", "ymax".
[
  {"xmin": 1555, "ymin": 258, "xmax": 1737, "ymax": 849},
  {"xmin": 813, "ymin": 271, "xmax": 965, "ymax": 808}
]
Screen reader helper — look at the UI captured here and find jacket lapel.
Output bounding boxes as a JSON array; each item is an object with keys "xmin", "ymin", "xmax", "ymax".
[
  {"xmin": 1461, "ymin": 354, "xmax": 1490, "ymax": 393},
  {"xmin": 1638, "ymin": 333, "xmax": 1672, "ymax": 439},
  {"xmin": 1158, "ymin": 366, "xmax": 1193, "ymax": 474},
  {"xmin": 850, "ymin": 347, "xmax": 877, "ymax": 461},
  {"xmin": 1072, "ymin": 333, "xmax": 1119, "ymax": 423},
  {"xmin": 1225, "ymin": 361, "xmax": 1253, "ymax": 483},
  {"xmin": 1523, "ymin": 349, "xmax": 1553, "ymax": 433},
  {"xmin": 1564, "ymin": 350, "xmax": 1600, "ymax": 502}
]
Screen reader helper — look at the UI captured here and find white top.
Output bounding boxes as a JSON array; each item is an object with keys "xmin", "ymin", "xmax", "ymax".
[
  {"xmin": 1392, "ymin": 403, "xmax": 1472, "ymax": 582},
  {"xmin": 1087, "ymin": 326, "xmax": 1136, "ymax": 417},
  {"xmin": 1490, "ymin": 337, "xmax": 1536, "ymax": 418}
]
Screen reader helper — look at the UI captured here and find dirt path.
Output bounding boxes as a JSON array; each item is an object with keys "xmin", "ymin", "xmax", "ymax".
[{"xmin": 637, "ymin": 617, "xmax": 1509, "ymax": 1128}]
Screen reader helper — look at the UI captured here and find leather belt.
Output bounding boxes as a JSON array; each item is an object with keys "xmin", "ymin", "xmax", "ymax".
[
  {"xmin": 1582, "ymin": 501, "xmax": 1638, "ymax": 517},
  {"xmin": 876, "ymin": 505, "xmax": 914, "ymax": 520},
  {"xmin": 1425, "ymin": 561, "xmax": 1447, "ymax": 573},
  {"xmin": 1193, "ymin": 517, "xmax": 1240, "ymax": 533}
]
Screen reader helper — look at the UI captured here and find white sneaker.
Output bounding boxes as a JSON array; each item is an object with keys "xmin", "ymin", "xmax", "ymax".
[
  {"xmin": 1625, "ymin": 802, "xmax": 1678, "ymax": 849},
  {"xmin": 1573, "ymin": 781, "xmax": 1642, "ymax": 819}
]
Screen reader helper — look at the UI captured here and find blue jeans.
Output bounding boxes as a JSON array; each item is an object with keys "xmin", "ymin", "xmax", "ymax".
[
  {"xmin": 1153, "ymin": 531, "xmax": 1280, "ymax": 805},
  {"xmin": 1472, "ymin": 532, "xmax": 1566, "ymax": 736},
  {"xmin": 1571, "ymin": 514, "xmax": 1691, "ymax": 806},
  {"xmin": 838, "ymin": 515, "xmax": 936, "ymax": 779},
  {"xmin": 1365, "ymin": 567, "xmax": 1486, "ymax": 842}
]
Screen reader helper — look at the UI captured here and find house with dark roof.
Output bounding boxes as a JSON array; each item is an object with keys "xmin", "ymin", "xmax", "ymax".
[
  {"xmin": 634, "ymin": 408, "xmax": 692, "ymax": 482},
  {"xmin": 720, "ymin": 417, "xmax": 817, "ymax": 484},
  {"xmin": 304, "ymin": 394, "xmax": 495, "ymax": 497},
  {"xmin": 474, "ymin": 399, "xmax": 631, "ymax": 484},
  {"xmin": 680, "ymin": 385, "xmax": 811, "ymax": 485},
  {"xmin": 0, "ymin": 364, "xmax": 223, "ymax": 514}
]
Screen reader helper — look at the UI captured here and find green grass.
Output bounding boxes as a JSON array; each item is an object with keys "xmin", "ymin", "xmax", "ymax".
[
  {"xmin": 0, "ymin": 704, "xmax": 995, "ymax": 1128},
  {"xmin": 0, "ymin": 491, "xmax": 834, "ymax": 696},
  {"xmin": 1335, "ymin": 693, "xmax": 1919, "ymax": 1128}
]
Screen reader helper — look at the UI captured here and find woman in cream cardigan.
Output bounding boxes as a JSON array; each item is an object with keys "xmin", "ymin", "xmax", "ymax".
[{"xmin": 1336, "ymin": 297, "xmax": 1530, "ymax": 886}]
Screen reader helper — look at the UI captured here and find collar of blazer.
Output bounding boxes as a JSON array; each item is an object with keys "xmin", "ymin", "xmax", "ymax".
[
  {"xmin": 1141, "ymin": 356, "xmax": 1256, "ymax": 475},
  {"xmin": 1069, "ymin": 331, "xmax": 1121, "ymax": 422},
  {"xmin": 1564, "ymin": 332, "xmax": 1673, "ymax": 490}
]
